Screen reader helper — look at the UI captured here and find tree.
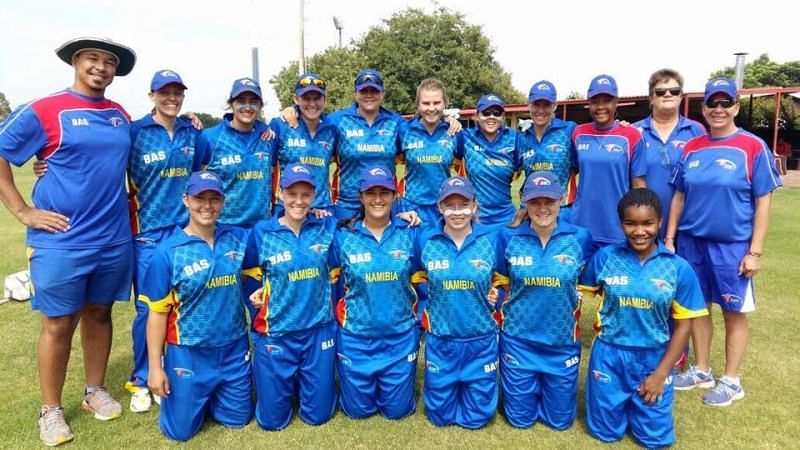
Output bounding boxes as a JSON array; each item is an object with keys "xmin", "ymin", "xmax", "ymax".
[
  {"xmin": 194, "ymin": 112, "xmax": 222, "ymax": 128},
  {"xmin": 710, "ymin": 54, "xmax": 800, "ymax": 130},
  {"xmin": 270, "ymin": 7, "xmax": 524, "ymax": 113},
  {"xmin": 0, "ymin": 92, "xmax": 11, "ymax": 122},
  {"xmin": 565, "ymin": 91, "xmax": 584, "ymax": 100}
]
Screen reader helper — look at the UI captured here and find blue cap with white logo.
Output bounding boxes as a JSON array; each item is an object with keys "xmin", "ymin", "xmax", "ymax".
[
  {"xmin": 476, "ymin": 94, "xmax": 505, "ymax": 112},
  {"xmin": 354, "ymin": 69, "xmax": 384, "ymax": 92},
  {"xmin": 587, "ymin": 74, "xmax": 618, "ymax": 99},
  {"xmin": 438, "ymin": 176, "xmax": 476, "ymax": 203},
  {"xmin": 150, "ymin": 69, "xmax": 187, "ymax": 92},
  {"xmin": 186, "ymin": 170, "xmax": 224, "ymax": 196},
  {"xmin": 280, "ymin": 163, "xmax": 317, "ymax": 189},
  {"xmin": 521, "ymin": 171, "xmax": 562, "ymax": 202},
  {"xmin": 704, "ymin": 77, "xmax": 738, "ymax": 102},
  {"xmin": 229, "ymin": 77, "xmax": 262, "ymax": 100},
  {"xmin": 528, "ymin": 80, "xmax": 557, "ymax": 103},
  {"xmin": 360, "ymin": 166, "xmax": 395, "ymax": 192}
]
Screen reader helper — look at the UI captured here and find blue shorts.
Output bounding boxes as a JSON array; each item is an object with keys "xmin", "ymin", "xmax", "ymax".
[
  {"xmin": 28, "ymin": 242, "xmax": 133, "ymax": 317},
  {"xmin": 585, "ymin": 339, "xmax": 675, "ymax": 448},
  {"xmin": 678, "ymin": 234, "xmax": 755, "ymax": 312},
  {"xmin": 500, "ymin": 334, "xmax": 580, "ymax": 430},
  {"xmin": 253, "ymin": 321, "xmax": 337, "ymax": 430},
  {"xmin": 336, "ymin": 327, "xmax": 420, "ymax": 420},
  {"xmin": 424, "ymin": 332, "xmax": 498, "ymax": 429},
  {"xmin": 129, "ymin": 229, "xmax": 174, "ymax": 390},
  {"xmin": 160, "ymin": 337, "xmax": 253, "ymax": 442}
]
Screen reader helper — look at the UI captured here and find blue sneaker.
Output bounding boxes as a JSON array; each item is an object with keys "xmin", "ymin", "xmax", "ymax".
[
  {"xmin": 673, "ymin": 366, "xmax": 714, "ymax": 390},
  {"xmin": 703, "ymin": 378, "xmax": 745, "ymax": 406}
]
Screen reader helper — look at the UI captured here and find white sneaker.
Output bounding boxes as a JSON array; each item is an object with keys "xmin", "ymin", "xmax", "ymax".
[{"xmin": 129, "ymin": 389, "xmax": 152, "ymax": 413}]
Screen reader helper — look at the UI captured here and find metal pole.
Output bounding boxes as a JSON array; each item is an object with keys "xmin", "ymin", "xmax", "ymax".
[
  {"xmin": 734, "ymin": 52, "xmax": 748, "ymax": 89},
  {"xmin": 338, "ymin": 29, "xmax": 342, "ymax": 48},
  {"xmin": 251, "ymin": 47, "xmax": 259, "ymax": 83},
  {"xmin": 298, "ymin": 0, "xmax": 305, "ymax": 74}
]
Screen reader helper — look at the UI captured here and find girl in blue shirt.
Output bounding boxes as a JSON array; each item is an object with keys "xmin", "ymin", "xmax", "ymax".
[{"xmin": 496, "ymin": 171, "xmax": 593, "ymax": 430}]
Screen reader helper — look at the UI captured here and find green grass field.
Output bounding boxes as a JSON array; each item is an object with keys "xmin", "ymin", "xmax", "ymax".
[{"xmin": 1, "ymin": 164, "xmax": 798, "ymax": 448}]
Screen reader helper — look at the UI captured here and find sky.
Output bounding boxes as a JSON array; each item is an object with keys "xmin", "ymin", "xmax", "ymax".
[{"xmin": 1, "ymin": 0, "xmax": 796, "ymax": 118}]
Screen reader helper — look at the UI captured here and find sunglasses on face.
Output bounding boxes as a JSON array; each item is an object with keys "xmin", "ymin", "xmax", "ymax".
[
  {"xmin": 705, "ymin": 98, "xmax": 737, "ymax": 109},
  {"xmin": 479, "ymin": 109, "xmax": 504, "ymax": 118},
  {"xmin": 298, "ymin": 76, "xmax": 325, "ymax": 88},
  {"xmin": 356, "ymin": 73, "xmax": 383, "ymax": 86},
  {"xmin": 654, "ymin": 87, "xmax": 681, "ymax": 97}
]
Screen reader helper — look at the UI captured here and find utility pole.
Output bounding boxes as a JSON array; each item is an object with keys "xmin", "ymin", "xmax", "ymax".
[
  {"xmin": 298, "ymin": 0, "xmax": 305, "ymax": 74},
  {"xmin": 251, "ymin": 47, "xmax": 259, "ymax": 83}
]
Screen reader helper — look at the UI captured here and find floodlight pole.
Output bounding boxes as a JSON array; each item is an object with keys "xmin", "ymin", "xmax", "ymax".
[
  {"xmin": 333, "ymin": 16, "xmax": 343, "ymax": 48},
  {"xmin": 299, "ymin": 0, "xmax": 305, "ymax": 74}
]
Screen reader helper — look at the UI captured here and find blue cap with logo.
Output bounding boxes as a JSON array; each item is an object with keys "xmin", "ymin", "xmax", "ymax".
[
  {"xmin": 354, "ymin": 69, "xmax": 384, "ymax": 92},
  {"xmin": 477, "ymin": 94, "xmax": 505, "ymax": 112},
  {"xmin": 360, "ymin": 166, "xmax": 395, "ymax": 192},
  {"xmin": 229, "ymin": 77, "xmax": 262, "ymax": 100},
  {"xmin": 280, "ymin": 163, "xmax": 317, "ymax": 189},
  {"xmin": 587, "ymin": 74, "xmax": 618, "ymax": 99},
  {"xmin": 438, "ymin": 176, "xmax": 476, "ymax": 203},
  {"xmin": 150, "ymin": 69, "xmax": 187, "ymax": 92},
  {"xmin": 186, "ymin": 170, "xmax": 224, "ymax": 196},
  {"xmin": 521, "ymin": 171, "xmax": 562, "ymax": 202},
  {"xmin": 704, "ymin": 77, "xmax": 738, "ymax": 102},
  {"xmin": 295, "ymin": 72, "xmax": 326, "ymax": 96},
  {"xmin": 528, "ymin": 80, "xmax": 557, "ymax": 103}
]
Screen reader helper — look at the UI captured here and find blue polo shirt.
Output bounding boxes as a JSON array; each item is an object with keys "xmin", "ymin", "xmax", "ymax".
[
  {"xmin": 631, "ymin": 115, "xmax": 705, "ymax": 237},
  {"xmin": 519, "ymin": 118, "xmax": 577, "ymax": 204},
  {"xmin": 242, "ymin": 215, "xmax": 336, "ymax": 336},
  {"xmin": 269, "ymin": 114, "xmax": 337, "ymax": 209},
  {"xmin": 329, "ymin": 218, "xmax": 423, "ymax": 337},
  {"xmin": 398, "ymin": 118, "xmax": 457, "ymax": 207},
  {"xmin": 128, "ymin": 115, "xmax": 200, "ymax": 235},
  {"xmin": 455, "ymin": 127, "xmax": 524, "ymax": 225},
  {"xmin": 139, "ymin": 225, "xmax": 249, "ymax": 347},
  {"xmin": 0, "ymin": 89, "xmax": 131, "ymax": 249},
  {"xmin": 196, "ymin": 114, "xmax": 277, "ymax": 228},
  {"xmin": 328, "ymin": 103, "xmax": 403, "ymax": 211},
  {"xmin": 579, "ymin": 243, "xmax": 708, "ymax": 349},
  {"xmin": 417, "ymin": 223, "xmax": 501, "ymax": 338},
  {"xmin": 571, "ymin": 122, "xmax": 644, "ymax": 244},
  {"xmin": 496, "ymin": 220, "xmax": 593, "ymax": 345},
  {"xmin": 671, "ymin": 129, "xmax": 782, "ymax": 242}
]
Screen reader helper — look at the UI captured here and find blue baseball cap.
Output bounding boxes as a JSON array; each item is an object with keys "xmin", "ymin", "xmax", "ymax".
[
  {"xmin": 354, "ymin": 69, "xmax": 384, "ymax": 92},
  {"xmin": 150, "ymin": 69, "xmax": 187, "ymax": 92},
  {"xmin": 528, "ymin": 80, "xmax": 557, "ymax": 103},
  {"xmin": 295, "ymin": 72, "xmax": 326, "ymax": 96},
  {"xmin": 360, "ymin": 166, "xmax": 395, "ymax": 192},
  {"xmin": 477, "ymin": 94, "xmax": 505, "ymax": 112},
  {"xmin": 587, "ymin": 74, "xmax": 618, "ymax": 99},
  {"xmin": 229, "ymin": 77, "xmax": 262, "ymax": 100},
  {"xmin": 521, "ymin": 171, "xmax": 562, "ymax": 202},
  {"xmin": 186, "ymin": 170, "xmax": 224, "ymax": 196},
  {"xmin": 438, "ymin": 176, "xmax": 476, "ymax": 203},
  {"xmin": 704, "ymin": 77, "xmax": 738, "ymax": 102},
  {"xmin": 280, "ymin": 163, "xmax": 316, "ymax": 189}
]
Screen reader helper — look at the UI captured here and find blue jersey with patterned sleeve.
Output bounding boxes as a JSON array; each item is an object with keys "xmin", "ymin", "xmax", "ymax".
[
  {"xmin": 671, "ymin": 129, "xmax": 782, "ymax": 242},
  {"xmin": 269, "ymin": 114, "xmax": 337, "ymax": 209},
  {"xmin": 571, "ymin": 123, "xmax": 644, "ymax": 244},
  {"xmin": 496, "ymin": 220, "xmax": 593, "ymax": 345},
  {"xmin": 519, "ymin": 118, "xmax": 577, "ymax": 205},
  {"xmin": 578, "ymin": 243, "xmax": 708, "ymax": 349},
  {"xmin": 417, "ymin": 224, "xmax": 501, "ymax": 338},
  {"xmin": 455, "ymin": 127, "xmax": 523, "ymax": 225},
  {"xmin": 197, "ymin": 114, "xmax": 277, "ymax": 228},
  {"xmin": 128, "ymin": 115, "xmax": 200, "ymax": 235},
  {"xmin": 399, "ymin": 118, "xmax": 456, "ymax": 207},
  {"xmin": 328, "ymin": 103, "xmax": 403, "ymax": 211},
  {"xmin": 139, "ymin": 225, "xmax": 249, "ymax": 347},
  {"xmin": 329, "ymin": 219, "xmax": 423, "ymax": 337},
  {"xmin": 242, "ymin": 215, "xmax": 336, "ymax": 336},
  {"xmin": 631, "ymin": 116, "xmax": 705, "ymax": 238},
  {"xmin": 0, "ymin": 89, "xmax": 131, "ymax": 249}
]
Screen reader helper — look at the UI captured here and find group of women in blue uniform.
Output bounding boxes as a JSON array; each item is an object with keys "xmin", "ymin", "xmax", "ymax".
[{"xmin": 58, "ymin": 66, "xmax": 779, "ymax": 446}]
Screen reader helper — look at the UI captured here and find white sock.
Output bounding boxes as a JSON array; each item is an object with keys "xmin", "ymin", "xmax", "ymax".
[{"xmin": 720, "ymin": 375, "xmax": 740, "ymax": 386}]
